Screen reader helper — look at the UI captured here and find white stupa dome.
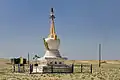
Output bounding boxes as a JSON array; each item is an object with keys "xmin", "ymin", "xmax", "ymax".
[{"xmin": 45, "ymin": 38, "xmax": 60, "ymax": 50}]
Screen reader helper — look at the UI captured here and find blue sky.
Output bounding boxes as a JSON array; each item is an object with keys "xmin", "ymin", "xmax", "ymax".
[{"xmin": 0, "ymin": 0, "xmax": 120, "ymax": 60}]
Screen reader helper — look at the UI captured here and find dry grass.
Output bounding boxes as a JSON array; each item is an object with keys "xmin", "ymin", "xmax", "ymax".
[{"xmin": 0, "ymin": 58, "xmax": 120, "ymax": 80}]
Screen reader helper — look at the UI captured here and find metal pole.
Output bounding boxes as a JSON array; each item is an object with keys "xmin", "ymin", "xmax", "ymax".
[{"xmin": 99, "ymin": 44, "xmax": 101, "ymax": 67}]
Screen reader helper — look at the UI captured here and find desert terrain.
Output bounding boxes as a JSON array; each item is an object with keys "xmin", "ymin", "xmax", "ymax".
[{"xmin": 0, "ymin": 58, "xmax": 120, "ymax": 80}]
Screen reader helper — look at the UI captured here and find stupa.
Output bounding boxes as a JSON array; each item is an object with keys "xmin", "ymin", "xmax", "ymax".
[{"xmin": 33, "ymin": 8, "xmax": 68, "ymax": 73}]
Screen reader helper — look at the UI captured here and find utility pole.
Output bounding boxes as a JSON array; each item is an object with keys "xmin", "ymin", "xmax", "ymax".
[
  {"xmin": 28, "ymin": 52, "xmax": 30, "ymax": 67},
  {"xmin": 99, "ymin": 44, "xmax": 101, "ymax": 67}
]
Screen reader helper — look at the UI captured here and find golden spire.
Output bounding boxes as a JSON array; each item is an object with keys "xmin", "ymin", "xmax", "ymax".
[{"xmin": 48, "ymin": 8, "xmax": 57, "ymax": 40}]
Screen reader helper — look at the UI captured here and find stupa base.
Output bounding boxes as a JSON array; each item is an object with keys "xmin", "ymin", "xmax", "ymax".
[
  {"xmin": 32, "ymin": 64, "xmax": 72, "ymax": 73},
  {"xmin": 32, "ymin": 57, "xmax": 71, "ymax": 73}
]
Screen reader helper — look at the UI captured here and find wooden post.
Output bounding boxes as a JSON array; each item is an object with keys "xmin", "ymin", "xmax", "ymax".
[
  {"xmin": 13, "ymin": 59, "xmax": 15, "ymax": 72},
  {"xmin": 23, "ymin": 64, "xmax": 25, "ymax": 72},
  {"xmin": 32, "ymin": 64, "xmax": 33, "ymax": 72},
  {"xmin": 71, "ymin": 64, "xmax": 74, "ymax": 73},
  {"xmin": 81, "ymin": 64, "xmax": 83, "ymax": 73},
  {"xmin": 90, "ymin": 64, "xmax": 92, "ymax": 73},
  {"xmin": 99, "ymin": 44, "xmax": 101, "ymax": 67},
  {"xmin": 35, "ymin": 58, "xmax": 37, "ymax": 73},
  {"xmin": 30, "ymin": 64, "xmax": 33, "ymax": 74},
  {"xmin": 30, "ymin": 64, "xmax": 31, "ymax": 74},
  {"xmin": 18, "ymin": 64, "xmax": 20, "ymax": 72},
  {"xmin": 13, "ymin": 64, "xmax": 15, "ymax": 72},
  {"xmin": 51, "ymin": 65, "xmax": 53, "ymax": 73},
  {"xmin": 28, "ymin": 52, "xmax": 30, "ymax": 67}
]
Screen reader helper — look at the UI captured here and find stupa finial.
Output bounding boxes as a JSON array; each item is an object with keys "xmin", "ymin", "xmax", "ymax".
[{"xmin": 48, "ymin": 8, "xmax": 57, "ymax": 40}]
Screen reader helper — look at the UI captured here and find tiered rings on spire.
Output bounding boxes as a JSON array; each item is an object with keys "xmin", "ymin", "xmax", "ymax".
[{"xmin": 48, "ymin": 8, "xmax": 57, "ymax": 40}]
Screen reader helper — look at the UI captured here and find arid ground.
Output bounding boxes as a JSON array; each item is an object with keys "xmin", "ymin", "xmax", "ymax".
[{"xmin": 0, "ymin": 58, "xmax": 120, "ymax": 80}]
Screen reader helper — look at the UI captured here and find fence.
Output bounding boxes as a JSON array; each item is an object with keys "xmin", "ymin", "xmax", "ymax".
[
  {"xmin": 43, "ymin": 65, "xmax": 73, "ymax": 73},
  {"xmin": 34, "ymin": 64, "xmax": 92, "ymax": 73},
  {"xmin": 73, "ymin": 64, "xmax": 92, "ymax": 73},
  {"xmin": 12, "ymin": 64, "xmax": 93, "ymax": 74}
]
